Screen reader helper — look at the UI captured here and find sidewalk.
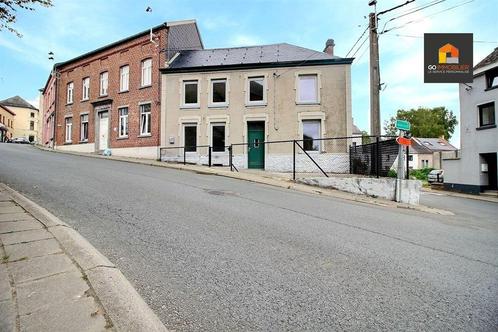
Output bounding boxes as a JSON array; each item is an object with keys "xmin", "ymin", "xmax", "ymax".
[
  {"xmin": 0, "ymin": 183, "xmax": 167, "ymax": 332},
  {"xmin": 37, "ymin": 146, "xmax": 453, "ymax": 215},
  {"xmin": 422, "ymin": 186, "xmax": 498, "ymax": 203}
]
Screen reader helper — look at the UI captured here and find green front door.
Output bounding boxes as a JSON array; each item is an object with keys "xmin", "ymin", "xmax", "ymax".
[{"xmin": 247, "ymin": 122, "xmax": 265, "ymax": 169}]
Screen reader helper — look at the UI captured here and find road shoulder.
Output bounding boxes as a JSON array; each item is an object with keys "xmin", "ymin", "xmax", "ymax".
[{"xmin": 0, "ymin": 183, "xmax": 167, "ymax": 332}]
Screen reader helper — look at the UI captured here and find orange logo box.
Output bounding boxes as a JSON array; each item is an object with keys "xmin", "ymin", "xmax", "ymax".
[{"xmin": 438, "ymin": 43, "xmax": 459, "ymax": 64}]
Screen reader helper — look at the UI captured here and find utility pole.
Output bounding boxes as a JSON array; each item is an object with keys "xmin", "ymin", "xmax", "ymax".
[{"xmin": 369, "ymin": 10, "xmax": 381, "ymax": 137}]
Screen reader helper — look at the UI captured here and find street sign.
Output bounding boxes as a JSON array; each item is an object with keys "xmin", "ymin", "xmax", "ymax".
[
  {"xmin": 395, "ymin": 119, "xmax": 411, "ymax": 131},
  {"xmin": 396, "ymin": 137, "xmax": 412, "ymax": 146}
]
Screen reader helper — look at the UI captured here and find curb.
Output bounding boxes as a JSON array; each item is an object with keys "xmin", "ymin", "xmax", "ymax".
[
  {"xmin": 35, "ymin": 145, "xmax": 452, "ymax": 215},
  {"xmin": 0, "ymin": 183, "xmax": 168, "ymax": 332},
  {"xmin": 422, "ymin": 187, "xmax": 498, "ymax": 203}
]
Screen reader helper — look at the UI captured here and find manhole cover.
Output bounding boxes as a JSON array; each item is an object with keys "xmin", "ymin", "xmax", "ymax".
[{"xmin": 204, "ymin": 189, "xmax": 237, "ymax": 196}]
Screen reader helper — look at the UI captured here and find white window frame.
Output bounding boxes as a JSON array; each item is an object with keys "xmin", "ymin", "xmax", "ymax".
[
  {"xmin": 118, "ymin": 107, "xmax": 129, "ymax": 138},
  {"xmin": 120, "ymin": 65, "xmax": 129, "ymax": 92},
  {"xmin": 100, "ymin": 71, "xmax": 108, "ymax": 96},
  {"xmin": 67, "ymin": 82, "xmax": 74, "ymax": 104},
  {"xmin": 301, "ymin": 119, "xmax": 322, "ymax": 152},
  {"xmin": 297, "ymin": 74, "xmax": 319, "ymax": 104},
  {"xmin": 139, "ymin": 103, "xmax": 151, "ymax": 136},
  {"xmin": 182, "ymin": 80, "xmax": 200, "ymax": 108},
  {"xmin": 65, "ymin": 117, "xmax": 72, "ymax": 143},
  {"xmin": 246, "ymin": 76, "xmax": 267, "ymax": 106},
  {"xmin": 141, "ymin": 58, "xmax": 152, "ymax": 87},
  {"xmin": 183, "ymin": 123, "xmax": 198, "ymax": 152},
  {"xmin": 210, "ymin": 122, "xmax": 227, "ymax": 152},
  {"xmin": 80, "ymin": 114, "xmax": 89, "ymax": 142},
  {"xmin": 209, "ymin": 78, "xmax": 228, "ymax": 107},
  {"xmin": 82, "ymin": 77, "xmax": 90, "ymax": 101}
]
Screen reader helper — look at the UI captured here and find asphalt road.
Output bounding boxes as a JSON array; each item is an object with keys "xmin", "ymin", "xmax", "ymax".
[{"xmin": 1, "ymin": 143, "xmax": 497, "ymax": 331}]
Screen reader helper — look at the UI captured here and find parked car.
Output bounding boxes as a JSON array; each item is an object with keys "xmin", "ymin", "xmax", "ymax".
[
  {"xmin": 428, "ymin": 169, "xmax": 444, "ymax": 183},
  {"xmin": 10, "ymin": 137, "xmax": 31, "ymax": 144}
]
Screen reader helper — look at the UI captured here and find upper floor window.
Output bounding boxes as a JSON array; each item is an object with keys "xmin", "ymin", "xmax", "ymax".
[
  {"xmin": 485, "ymin": 68, "xmax": 498, "ymax": 89},
  {"xmin": 120, "ymin": 65, "xmax": 129, "ymax": 92},
  {"xmin": 30, "ymin": 121, "xmax": 34, "ymax": 131},
  {"xmin": 478, "ymin": 102, "xmax": 496, "ymax": 128},
  {"xmin": 30, "ymin": 112, "xmax": 35, "ymax": 118},
  {"xmin": 67, "ymin": 82, "xmax": 74, "ymax": 104},
  {"xmin": 82, "ymin": 77, "xmax": 90, "ymax": 100},
  {"xmin": 141, "ymin": 59, "xmax": 152, "ymax": 87},
  {"xmin": 210, "ymin": 79, "xmax": 227, "ymax": 106},
  {"xmin": 297, "ymin": 74, "xmax": 318, "ymax": 103},
  {"xmin": 183, "ymin": 80, "xmax": 199, "ymax": 107},
  {"xmin": 247, "ymin": 76, "xmax": 265, "ymax": 105},
  {"xmin": 100, "ymin": 72, "xmax": 108, "ymax": 96}
]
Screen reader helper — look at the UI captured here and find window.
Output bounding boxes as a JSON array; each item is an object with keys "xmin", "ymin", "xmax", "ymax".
[
  {"xmin": 82, "ymin": 77, "xmax": 90, "ymax": 100},
  {"xmin": 65, "ymin": 117, "xmax": 72, "ymax": 143},
  {"xmin": 211, "ymin": 79, "xmax": 227, "ymax": 105},
  {"xmin": 100, "ymin": 72, "xmax": 108, "ymax": 96},
  {"xmin": 139, "ymin": 104, "xmax": 151, "ymax": 135},
  {"xmin": 29, "ymin": 121, "xmax": 34, "ymax": 131},
  {"xmin": 67, "ymin": 82, "xmax": 74, "ymax": 104},
  {"xmin": 184, "ymin": 124, "xmax": 197, "ymax": 152},
  {"xmin": 30, "ymin": 112, "xmax": 35, "ymax": 118},
  {"xmin": 183, "ymin": 80, "xmax": 199, "ymax": 106},
  {"xmin": 80, "ymin": 114, "xmax": 89, "ymax": 141},
  {"xmin": 212, "ymin": 124, "xmax": 226, "ymax": 152},
  {"xmin": 141, "ymin": 59, "xmax": 152, "ymax": 87},
  {"xmin": 248, "ymin": 76, "xmax": 265, "ymax": 104},
  {"xmin": 118, "ymin": 107, "xmax": 128, "ymax": 137},
  {"xmin": 298, "ymin": 74, "xmax": 318, "ymax": 103},
  {"xmin": 478, "ymin": 102, "xmax": 495, "ymax": 128},
  {"xmin": 120, "ymin": 66, "xmax": 129, "ymax": 92},
  {"xmin": 485, "ymin": 68, "xmax": 498, "ymax": 89},
  {"xmin": 302, "ymin": 120, "xmax": 321, "ymax": 151}
]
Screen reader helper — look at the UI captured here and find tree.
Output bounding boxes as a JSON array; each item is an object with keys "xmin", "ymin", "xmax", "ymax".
[
  {"xmin": 0, "ymin": 0, "xmax": 53, "ymax": 37},
  {"xmin": 383, "ymin": 106, "xmax": 458, "ymax": 139}
]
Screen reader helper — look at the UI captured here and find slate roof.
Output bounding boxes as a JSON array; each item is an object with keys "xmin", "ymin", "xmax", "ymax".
[
  {"xmin": 164, "ymin": 43, "xmax": 353, "ymax": 72},
  {"xmin": 0, "ymin": 96, "xmax": 37, "ymax": 110},
  {"xmin": 352, "ymin": 123, "xmax": 362, "ymax": 135},
  {"xmin": 474, "ymin": 47, "xmax": 498, "ymax": 70},
  {"xmin": 410, "ymin": 137, "xmax": 457, "ymax": 154}
]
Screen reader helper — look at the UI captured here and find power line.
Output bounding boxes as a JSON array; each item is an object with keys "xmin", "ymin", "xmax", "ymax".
[
  {"xmin": 351, "ymin": 35, "xmax": 369, "ymax": 58},
  {"xmin": 382, "ymin": 0, "xmax": 475, "ymax": 34},
  {"xmin": 354, "ymin": 44, "xmax": 370, "ymax": 64},
  {"xmin": 380, "ymin": 0, "xmax": 447, "ymax": 33},
  {"xmin": 378, "ymin": 0, "xmax": 416, "ymax": 15},
  {"xmin": 387, "ymin": 33, "xmax": 498, "ymax": 44},
  {"xmin": 346, "ymin": 25, "xmax": 369, "ymax": 57}
]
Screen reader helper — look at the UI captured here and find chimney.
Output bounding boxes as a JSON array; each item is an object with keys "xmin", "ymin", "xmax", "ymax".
[{"xmin": 323, "ymin": 39, "xmax": 335, "ymax": 56}]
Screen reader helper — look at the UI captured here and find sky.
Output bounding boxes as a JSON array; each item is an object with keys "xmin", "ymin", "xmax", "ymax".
[{"xmin": 0, "ymin": 0, "xmax": 497, "ymax": 146}]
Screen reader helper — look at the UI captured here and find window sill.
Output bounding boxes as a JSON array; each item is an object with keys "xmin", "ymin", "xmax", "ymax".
[
  {"xmin": 66, "ymin": 103, "xmax": 73, "ymax": 106},
  {"xmin": 296, "ymin": 102, "xmax": 320, "ymax": 106},
  {"xmin": 181, "ymin": 105, "xmax": 200, "ymax": 110},
  {"xmin": 81, "ymin": 99, "xmax": 89, "ymax": 103},
  {"xmin": 117, "ymin": 136, "xmax": 128, "ymax": 140},
  {"xmin": 476, "ymin": 124, "xmax": 496, "ymax": 131},
  {"xmin": 118, "ymin": 90, "xmax": 129, "ymax": 94},
  {"xmin": 64, "ymin": 142, "xmax": 72, "ymax": 145},
  {"xmin": 138, "ymin": 134, "xmax": 152, "ymax": 138},
  {"xmin": 245, "ymin": 103, "xmax": 267, "ymax": 108},
  {"xmin": 139, "ymin": 85, "xmax": 152, "ymax": 90},
  {"xmin": 78, "ymin": 140, "xmax": 88, "ymax": 144},
  {"xmin": 99, "ymin": 94, "xmax": 108, "ymax": 98},
  {"xmin": 208, "ymin": 104, "xmax": 229, "ymax": 109}
]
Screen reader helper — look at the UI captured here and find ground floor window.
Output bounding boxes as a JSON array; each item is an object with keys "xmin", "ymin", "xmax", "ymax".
[
  {"xmin": 211, "ymin": 123, "xmax": 226, "ymax": 152},
  {"xmin": 302, "ymin": 120, "xmax": 321, "ymax": 151},
  {"xmin": 184, "ymin": 124, "xmax": 197, "ymax": 152},
  {"xmin": 119, "ymin": 107, "xmax": 128, "ymax": 137},
  {"xmin": 140, "ymin": 103, "xmax": 151, "ymax": 135},
  {"xmin": 28, "ymin": 135, "xmax": 34, "ymax": 142},
  {"xmin": 65, "ymin": 117, "xmax": 72, "ymax": 143},
  {"xmin": 80, "ymin": 114, "xmax": 89, "ymax": 141}
]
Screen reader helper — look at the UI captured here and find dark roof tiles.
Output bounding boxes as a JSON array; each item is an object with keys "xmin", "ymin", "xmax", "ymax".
[
  {"xmin": 474, "ymin": 47, "xmax": 498, "ymax": 70},
  {"xmin": 0, "ymin": 96, "xmax": 37, "ymax": 110}
]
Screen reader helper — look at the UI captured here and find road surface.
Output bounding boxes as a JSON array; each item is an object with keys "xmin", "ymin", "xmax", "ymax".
[{"xmin": 1, "ymin": 144, "xmax": 497, "ymax": 331}]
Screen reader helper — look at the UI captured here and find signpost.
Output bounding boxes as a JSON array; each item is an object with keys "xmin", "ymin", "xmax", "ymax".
[
  {"xmin": 395, "ymin": 119, "xmax": 411, "ymax": 131},
  {"xmin": 396, "ymin": 136, "xmax": 412, "ymax": 146},
  {"xmin": 395, "ymin": 119, "xmax": 411, "ymax": 202}
]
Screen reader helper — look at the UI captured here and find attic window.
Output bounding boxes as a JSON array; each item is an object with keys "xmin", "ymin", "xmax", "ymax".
[{"xmin": 485, "ymin": 67, "xmax": 498, "ymax": 89}]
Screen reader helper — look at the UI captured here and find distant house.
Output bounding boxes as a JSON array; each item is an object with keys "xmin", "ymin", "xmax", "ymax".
[
  {"xmin": 160, "ymin": 41, "xmax": 353, "ymax": 171},
  {"xmin": 444, "ymin": 47, "xmax": 498, "ymax": 194},
  {"xmin": 408, "ymin": 137, "xmax": 457, "ymax": 169},
  {"xmin": 0, "ymin": 96, "xmax": 39, "ymax": 143},
  {"xmin": 0, "ymin": 104, "xmax": 15, "ymax": 142}
]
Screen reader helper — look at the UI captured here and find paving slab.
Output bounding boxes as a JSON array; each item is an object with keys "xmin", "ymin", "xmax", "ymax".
[
  {"xmin": 0, "ymin": 205, "xmax": 25, "ymax": 214},
  {"xmin": 0, "ymin": 263, "xmax": 12, "ymax": 301},
  {"xmin": 16, "ymin": 271, "xmax": 108, "ymax": 331},
  {"xmin": 4, "ymin": 238, "xmax": 62, "ymax": 262},
  {"xmin": 0, "ymin": 193, "xmax": 10, "ymax": 201},
  {"xmin": 0, "ymin": 219, "xmax": 43, "ymax": 234},
  {"xmin": 0, "ymin": 213, "xmax": 34, "ymax": 223},
  {"xmin": 8, "ymin": 253, "xmax": 77, "ymax": 284},
  {"xmin": 0, "ymin": 229, "xmax": 52, "ymax": 246},
  {"xmin": 0, "ymin": 299, "xmax": 16, "ymax": 332},
  {"xmin": 0, "ymin": 201, "xmax": 17, "ymax": 208}
]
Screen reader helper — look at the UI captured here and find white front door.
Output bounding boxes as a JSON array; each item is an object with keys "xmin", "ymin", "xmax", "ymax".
[{"xmin": 99, "ymin": 111, "xmax": 109, "ymax": 150}]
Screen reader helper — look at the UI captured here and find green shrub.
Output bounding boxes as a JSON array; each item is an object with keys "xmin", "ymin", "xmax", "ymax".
[
  {"xmin": 387, "ymin": 169, "xmax": 397, "ymax": 178},
  {"xmin": 409, "ymin": 168, "xmax": 434, "ymax": 181}
]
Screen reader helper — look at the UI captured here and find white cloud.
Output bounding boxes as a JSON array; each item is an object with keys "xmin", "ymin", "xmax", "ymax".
[{"xmin": 229, "ymin": 34, "xmax": 264, "ymax": 47}]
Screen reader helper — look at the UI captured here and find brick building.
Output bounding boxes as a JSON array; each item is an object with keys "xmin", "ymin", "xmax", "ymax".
[{"xmin": 41, "ymin": 20, "xmax": 203, "ymax": 158}]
